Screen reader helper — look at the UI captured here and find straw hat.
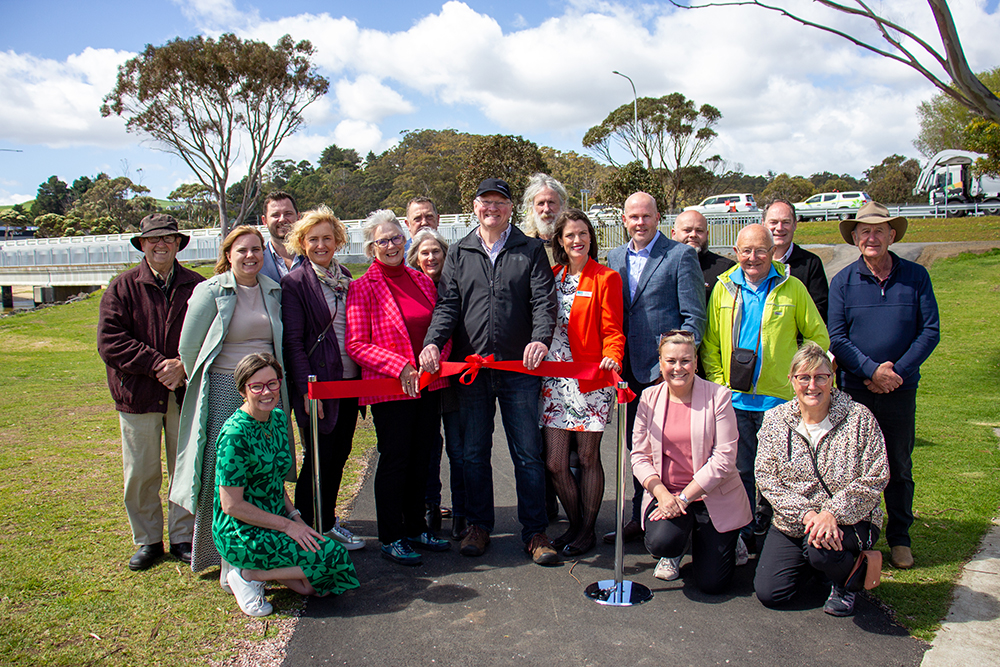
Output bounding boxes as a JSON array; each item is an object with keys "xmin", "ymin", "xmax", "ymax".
[{"xmin": 839, "ymin": 202, "xmax": 907, "ymax": 244}]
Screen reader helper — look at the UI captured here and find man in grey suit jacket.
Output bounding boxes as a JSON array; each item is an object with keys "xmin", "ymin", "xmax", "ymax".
[{"xmin": 605, "ymin": 192, "xmax": 707, "ymax": 543}]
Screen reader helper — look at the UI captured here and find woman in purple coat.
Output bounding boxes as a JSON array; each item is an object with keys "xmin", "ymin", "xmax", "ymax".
[{"xmin": 281, "ymin": 206, "xmax": 364, "ymax": 551}]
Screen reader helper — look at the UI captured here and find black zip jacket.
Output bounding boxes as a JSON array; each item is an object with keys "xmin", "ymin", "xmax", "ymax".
[{"xmin": 424, "ymin": 224, "xmax": 557, "ymax": 362}]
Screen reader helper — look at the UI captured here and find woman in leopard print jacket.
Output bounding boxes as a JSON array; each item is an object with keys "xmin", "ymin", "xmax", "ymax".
[{"xmin": 753, "ymin": 342, "xmax": 889, "ymax": 616}]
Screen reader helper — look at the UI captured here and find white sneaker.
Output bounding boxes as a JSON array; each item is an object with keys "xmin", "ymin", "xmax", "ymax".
[
  {"xmin": 735, "ymin": 535, "xmax": 749, "ymax": 566},
  {"xmin": 220, "ymin": 559, "xmax": 233, "ymax": 595},
  {"xmin": 325, "ymin": 518, "xmax": 365, "ymax": 551},
  {"xmin": 227, "ymin": 568, "xmax": 273, "ymax": 617},
  {"xmin": 653, "ymin": 556, "xmax": 681, "ymax": 581}
]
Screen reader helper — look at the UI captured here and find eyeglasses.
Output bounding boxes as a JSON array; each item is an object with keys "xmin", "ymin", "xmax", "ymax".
[
  {"xmin": 792, "ymin": 373, "xmax": 832, "ymax": 387},
  {"xmin": 736, "ymin": 247, "xmax": 773, "ymax": 259},
  {"xmin": 247, "ymin": 378, "xmax": 282, "ymax": 394},
  {"xmin": 476, "ymin": 198, "xmax": 511, "ymax": 210},
  {"xmin": 146, "ymin": 235, "xmax": 179, "ymax": 246},
  {"xmin": 373, "ymin": 234, "xmax": 405, "ymax": 248}
]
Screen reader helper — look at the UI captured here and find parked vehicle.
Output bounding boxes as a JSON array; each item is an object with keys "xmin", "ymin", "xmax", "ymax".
[
  {"xmin": 912, "ymin": 149, "xmax": 1000, "ymax": 216},
  {"xmin": 795, "ymin": 191, "xmax": 871, "ymax": 221},
  {"xmin": 684, "ymin": 193, "xmax": 758, "ymax": 214}
]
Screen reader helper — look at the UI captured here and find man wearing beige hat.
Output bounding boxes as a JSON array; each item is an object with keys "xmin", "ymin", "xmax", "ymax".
[
  {"xmin": 828, "ymin": 202, "xmax": 940, "ymax": 569},
  {"xmin": 98, "ymin": 214, "xmax": 204, "ymax": 571}
]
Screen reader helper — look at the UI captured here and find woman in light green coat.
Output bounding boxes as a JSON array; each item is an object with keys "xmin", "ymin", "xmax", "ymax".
[{"xmin": 171, "ymin": 225, "xmax": 293, "ymax": 586}]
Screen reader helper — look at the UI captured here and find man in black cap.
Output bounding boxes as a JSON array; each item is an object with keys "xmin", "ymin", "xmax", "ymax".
[
  {"xmin": 97, "ymin": 214, "xmax": 205, "ymax": 570},
  {"xmin": 420, "ymin": 178, "xmax": 559, "ymax": 565}
]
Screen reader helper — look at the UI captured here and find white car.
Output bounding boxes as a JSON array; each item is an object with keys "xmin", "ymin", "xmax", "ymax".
[
  {"xmin": 684, "ymin": 193, "xmax": 758, "ymax": 214},
  {"xmin": 795, "ymin": 191, "xmax": 871, "ymax": 221}
]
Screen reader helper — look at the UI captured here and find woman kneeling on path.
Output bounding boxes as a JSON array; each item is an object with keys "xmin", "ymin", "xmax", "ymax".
[
  {"xmin": 754, "ymin": 342, "xmax": 888, "ymax": 616},
  {"xmin": 214, "ymin": 353, "xmax": 359, "ymax": 617},
  {"xmin": 631, "ymin": 330, "xmax": 752, "ymax": 593}
]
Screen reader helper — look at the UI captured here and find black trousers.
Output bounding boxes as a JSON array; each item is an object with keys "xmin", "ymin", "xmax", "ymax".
[
  {"xmin": 644, "ymin": 499, "xmax": 740, "ymax": 595},
  {"xmin": 846, "ymin": 387, "xmax": 917, "ymax": 548},
  {"xmin": 754, "ymin": 522, "xmax": 879, "ymax": 607},
  {"xmin": 295, "ymin": 397, "xmax": 359, "ymax": 533},
  {"xmin": 371, "ymin": 391, "xmax": 441, "ymax": 544}
]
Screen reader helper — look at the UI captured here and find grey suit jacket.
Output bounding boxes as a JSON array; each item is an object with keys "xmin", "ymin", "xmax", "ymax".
[{"xmin": 607, "ymin": 233, "xmax": 707, "ymax": 384}]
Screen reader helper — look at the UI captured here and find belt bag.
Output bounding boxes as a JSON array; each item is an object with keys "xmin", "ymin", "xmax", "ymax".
[
  {"xmin": 729, "ymin": 347, "xmax": 757, "ymax": 392},
  {"xmin": 846, "ymin": 549, "xmax": 882, "ymax": 591}
]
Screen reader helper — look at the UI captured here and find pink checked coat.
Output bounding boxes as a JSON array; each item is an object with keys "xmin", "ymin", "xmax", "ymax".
[
  {"xmin": 345, "ymin": 263, "xmax": 451, "ymax": 406},
  {"xmin": 630, "ymin": 376, "xmax": 752, "ymax": 533}
]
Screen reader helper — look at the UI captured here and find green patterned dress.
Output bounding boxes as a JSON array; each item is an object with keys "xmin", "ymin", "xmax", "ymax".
[{"xmin": 212, "ymin": 408, "xmax": 360, "ymax": 596}]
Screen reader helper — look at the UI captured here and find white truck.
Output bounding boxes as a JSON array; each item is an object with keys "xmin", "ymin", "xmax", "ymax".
[{"xmin": 913, "ymin": 149, "xmax": 1000, "ymax": 215}]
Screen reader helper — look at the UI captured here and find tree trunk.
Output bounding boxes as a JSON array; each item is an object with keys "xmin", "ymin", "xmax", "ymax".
[{"xmin": 217, "ymin": 198, "xmax": 230, "ymax": 238}]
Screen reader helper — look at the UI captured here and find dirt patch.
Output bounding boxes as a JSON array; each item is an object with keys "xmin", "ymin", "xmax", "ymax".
[{"xmin": 915, "ymin": 241, "xmax": 1000, "ymax": 268}]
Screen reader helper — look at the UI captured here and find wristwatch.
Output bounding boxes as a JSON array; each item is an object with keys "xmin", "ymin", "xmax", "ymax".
[{"xmin": 678, "ymin": 493, "xmax": 690, "ymax": 505}]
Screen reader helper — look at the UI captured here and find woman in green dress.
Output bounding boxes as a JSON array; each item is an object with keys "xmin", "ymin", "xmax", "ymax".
[{"xmin": 213, "ymin": 353, "xmax": 359, "ymax": 617}]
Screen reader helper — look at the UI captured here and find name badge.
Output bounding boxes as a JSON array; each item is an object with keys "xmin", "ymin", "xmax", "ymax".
[{"xmin": 576, "ymin": 290, "xmax": 593, "ymax": 298}]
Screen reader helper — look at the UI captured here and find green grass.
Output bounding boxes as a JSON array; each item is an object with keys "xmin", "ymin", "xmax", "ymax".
[
  {"xmin": 795, "ymin": 216, "xmax": 1000, "ymax": 244},
  {"xmin": 0, "ymin": 291, "xmax": 375, "ymax": 665},
  {"xmin": 868, "ymin": 248, "xmax": 1000, "ymax": 639}
]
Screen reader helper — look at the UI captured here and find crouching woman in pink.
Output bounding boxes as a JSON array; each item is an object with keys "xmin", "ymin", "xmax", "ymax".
[{"xmin": 631, "ymin": 330, "xmax": 752, "ymax": 593}]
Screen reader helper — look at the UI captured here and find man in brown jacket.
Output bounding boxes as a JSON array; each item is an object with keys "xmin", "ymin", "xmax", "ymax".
[{"xmin": 97, "ymin": 214, "xmax": 204, "ymax": 571}]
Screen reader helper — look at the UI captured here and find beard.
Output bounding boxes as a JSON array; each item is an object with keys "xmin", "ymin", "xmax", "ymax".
[{"xmin": 527, "ymin": 210, "xmax": 555, "ymax": 238}]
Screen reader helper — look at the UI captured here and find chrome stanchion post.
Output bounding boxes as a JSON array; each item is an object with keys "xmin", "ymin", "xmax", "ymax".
[
  {"xmin": 308, "ymin": 374, "xmax": 323, "ymax": 534},
  {"xmin": 585, "ymin": 381, "xmax": 652, "ymax": 606}
]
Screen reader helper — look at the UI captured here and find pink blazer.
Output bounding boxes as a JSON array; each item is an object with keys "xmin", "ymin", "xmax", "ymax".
[
  {"xmin": 630, "ymin": 376, "xmax": 752, "ymax": 533},
  {"xmin": 345, "ymin": 264, "xmax": 451, "ymax": 406}
]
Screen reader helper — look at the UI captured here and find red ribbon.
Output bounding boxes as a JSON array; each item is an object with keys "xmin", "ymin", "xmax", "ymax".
[{"xmin": 307, "ymin": 354, "xmax": 636, "ymax": 404}]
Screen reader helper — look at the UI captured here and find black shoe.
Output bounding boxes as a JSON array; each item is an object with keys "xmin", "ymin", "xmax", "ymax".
[
  {"xmin": 603, "ymin": 519, "xmax": 644, "ymax": 545},
  {"xmin": 129, "ymin": 542, "xmax": 164, "ymax": 571},
  {"xmin": 425, "ymin": 504, "xmax": 442, "ymax": 532},
  {"xmin": 451, "ymin": 516, "xmax": 467, "ymax": 540},
  {"xmin": 561, "ymin": 531, "xmax": 596, "ymax": 558},
  {"xmin": 169, "ymin": 541, "xmax": 192, "ymax": 564}
]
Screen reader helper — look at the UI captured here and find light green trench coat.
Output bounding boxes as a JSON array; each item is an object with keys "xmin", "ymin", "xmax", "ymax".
[{"xmin": 169, "ymin": 270, "xmax": 295, "ymax": 515}]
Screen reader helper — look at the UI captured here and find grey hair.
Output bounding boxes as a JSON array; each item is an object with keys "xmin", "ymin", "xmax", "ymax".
[
  {"xmin": 521, "ymin": 173, "xmax": 568, "ymax": 237},
  {"xmin": 405, "ymin": 228, "xmax": 449, "ymax": 270},
  {"xmin": 361, "ymin": 209, "xmax": 405, "ymax": 259}
]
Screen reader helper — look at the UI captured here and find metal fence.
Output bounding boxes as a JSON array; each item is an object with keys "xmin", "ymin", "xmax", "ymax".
[{"xmin": 0, "ymin": 210, "xmax": 765, "ymax": 270}]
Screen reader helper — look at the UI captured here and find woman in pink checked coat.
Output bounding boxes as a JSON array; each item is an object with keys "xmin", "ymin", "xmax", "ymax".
[{"xmin": 345, "ymin": 210, "xmax": 452, "ymax": 567}]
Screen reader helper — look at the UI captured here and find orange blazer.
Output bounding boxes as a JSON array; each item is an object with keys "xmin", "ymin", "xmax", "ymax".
[{"xmin": 554, "ymin": 258, "xmax": 625, "ymax": 393}]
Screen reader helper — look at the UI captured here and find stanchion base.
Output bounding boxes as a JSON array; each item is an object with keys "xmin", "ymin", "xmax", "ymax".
[{"xmin": 584, "ymin": 579, "xmax": 653, "ymax": 606}]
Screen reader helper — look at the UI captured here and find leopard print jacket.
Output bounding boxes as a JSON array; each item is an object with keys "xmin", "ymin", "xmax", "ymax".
[{"xmin": 755, "ymin": 388, "xmax": 889, "ymax": 538}]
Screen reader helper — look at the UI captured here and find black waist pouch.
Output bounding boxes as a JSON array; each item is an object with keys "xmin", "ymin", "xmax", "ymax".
[{"xmin": 729, "ymin": 347, "xmax": 757, "ymax": 392}]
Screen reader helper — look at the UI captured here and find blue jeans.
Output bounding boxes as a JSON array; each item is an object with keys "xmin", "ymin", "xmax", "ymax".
[
  {"xmin": 457, "ymin": 369, "xmax": 547, "ymax": 543},
  {"xmin": 845, "ymin": 387, "xmax": 917, "ymax": 547}
]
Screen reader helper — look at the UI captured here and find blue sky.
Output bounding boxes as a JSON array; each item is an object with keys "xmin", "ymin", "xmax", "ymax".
[{"xmin": 1, "ymin": 0, "xmax": 998, "ymax": 206}]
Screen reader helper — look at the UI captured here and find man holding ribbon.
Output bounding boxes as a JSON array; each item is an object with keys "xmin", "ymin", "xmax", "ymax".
[{"xmin": 420, "ymin": 177, "xmax": 560, "ymax": 565}]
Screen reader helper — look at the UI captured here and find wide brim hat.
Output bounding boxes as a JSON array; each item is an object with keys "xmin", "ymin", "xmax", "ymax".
[
  {"xmin": 839, "ymin": 202, "xmax": 907, "ymax": 244},
  {"xmin": 131, "ymin": 213, "xmax": 190, "ymax": 250}
]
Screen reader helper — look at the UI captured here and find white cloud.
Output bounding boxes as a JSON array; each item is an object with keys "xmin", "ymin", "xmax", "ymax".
[
  {"xmin": 0, "ymin": 48, "xmax": 134, "ymax": 148},
  {"xmin": 332, "ymin": 120, "xmax": 398, "ymax": 156},
  {"xmin": 171, "ymin": 0, "xmax": 253, "ymax": 29},
  {"xmin": 335, "ymin": 75, "xmax": 416, "ymax": 122}
]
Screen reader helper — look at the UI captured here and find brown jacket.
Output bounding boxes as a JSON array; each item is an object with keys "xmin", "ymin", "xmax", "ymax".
[{"xmin": 97, "ymin": 259, "xmax": 204, "ymax": 414}]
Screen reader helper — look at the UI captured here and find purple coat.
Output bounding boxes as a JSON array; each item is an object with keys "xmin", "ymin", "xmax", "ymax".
[{"xmin": 281, "ymin": 262, "xmax": 353, "ymax": 433}]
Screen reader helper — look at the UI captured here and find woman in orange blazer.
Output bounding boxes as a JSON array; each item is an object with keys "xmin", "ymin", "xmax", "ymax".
[
  {"xmin": 346, "ymin": 210, "xmax": 451, "ymax": 567},
  {"xmin": 539, "ymin": 209, "xmax": 625, "ymax": 558},
  {"xmin": 631, "ymin": 331, "xmax": 752, "ymax": 593}
]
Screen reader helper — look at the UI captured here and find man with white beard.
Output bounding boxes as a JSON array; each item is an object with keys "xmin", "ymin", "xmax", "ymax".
[{"xmin": 521, "ymin": 173, "xmax": 567, "ymax": 266}]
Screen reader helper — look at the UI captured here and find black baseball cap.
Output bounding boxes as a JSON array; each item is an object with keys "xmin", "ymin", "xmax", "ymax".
[{"xmin": 475, "ymin": 178, "xmax": 512, "ymax": 200}]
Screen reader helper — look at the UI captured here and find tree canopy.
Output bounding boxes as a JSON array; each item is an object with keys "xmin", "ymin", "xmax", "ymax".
[
  {"xmin": 458, "ymin": 135, "xmax": 548, "ymax": 215},
  {"xmin": 583, "ymin": 92, "xmax": 721, "ymax": 211},
  {"xmin": 915, "ymin": 66, "xmax": 1000, "ymax": 158},
  {"xmin": 865, "ymin": 155, "xmax": 923, "ymax": 204},
  {"xmin": 101, "ymin": 33, "xmax": 329, "ymax": 236}
]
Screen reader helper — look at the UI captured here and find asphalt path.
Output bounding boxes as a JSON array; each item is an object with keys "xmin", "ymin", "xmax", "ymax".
[{"xmin": 283, "ymin": 411, "xmax": 926, "ymax": 666}]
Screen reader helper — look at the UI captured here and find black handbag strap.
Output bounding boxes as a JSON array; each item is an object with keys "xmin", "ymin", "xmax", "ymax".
[{"xmin": 307, "ymin": 318, "xmax": 334, "ymax": 358}]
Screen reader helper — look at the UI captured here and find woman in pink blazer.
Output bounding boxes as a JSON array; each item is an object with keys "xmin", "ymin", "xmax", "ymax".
[
  {"xmin": 631, "ymin": 331, "xmax": 752, "ymax": 593},
  {"xmin": 346, "ymin": 210, "xmax": 451, "ymax": 567}
]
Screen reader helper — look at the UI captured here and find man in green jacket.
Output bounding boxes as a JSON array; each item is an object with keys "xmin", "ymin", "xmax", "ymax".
[{"xmin": 701, "ymin": 224, "xmax": 829, "ymax": 555}]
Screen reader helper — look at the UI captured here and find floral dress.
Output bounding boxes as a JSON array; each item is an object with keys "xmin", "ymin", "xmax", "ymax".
[
  {"xmin": 538, "ymin": 272, "xmax": 615, "ymax": 432},
  {"xmin": 212, "ymin": 408, "xmax": 360, "ymax": 596}
]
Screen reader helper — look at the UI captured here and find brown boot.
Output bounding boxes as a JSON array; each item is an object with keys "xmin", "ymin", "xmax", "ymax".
[
  {"xmin": 526, "ymin": 533, "xmax": 560, "ymax": 566},
  {"xmin": 890, "ymin": 545, "xmax": 914, "ymax": 569},
  {"xmin": 459, "ymin": 524, "xmax": 490, "ymax": 557}
]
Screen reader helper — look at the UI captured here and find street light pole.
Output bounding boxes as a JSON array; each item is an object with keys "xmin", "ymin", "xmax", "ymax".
[{"xmin": 612, "ymin": 70, "xmax": 638, "ymax": 135}]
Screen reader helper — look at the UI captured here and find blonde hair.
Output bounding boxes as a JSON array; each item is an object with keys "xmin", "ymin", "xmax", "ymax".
[
  {"xmin": 215, "ymin": 225, "xmax": 265, "ymax": 275},
  {"xmin": 658, "ymin": 330, "xmax": 696, "ymax": 356},
  {"xmin": 788, "ymin": 341, "xmax": 833, "ymax": 378},
  {"xmin": 285, "ymin": 205, "xmax": 348, "ymax": 257}
]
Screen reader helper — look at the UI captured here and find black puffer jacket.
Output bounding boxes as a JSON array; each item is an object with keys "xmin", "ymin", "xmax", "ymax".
[{"xmin": 424, "ymin": 225, "xmax": 556, "ymax": 361}]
